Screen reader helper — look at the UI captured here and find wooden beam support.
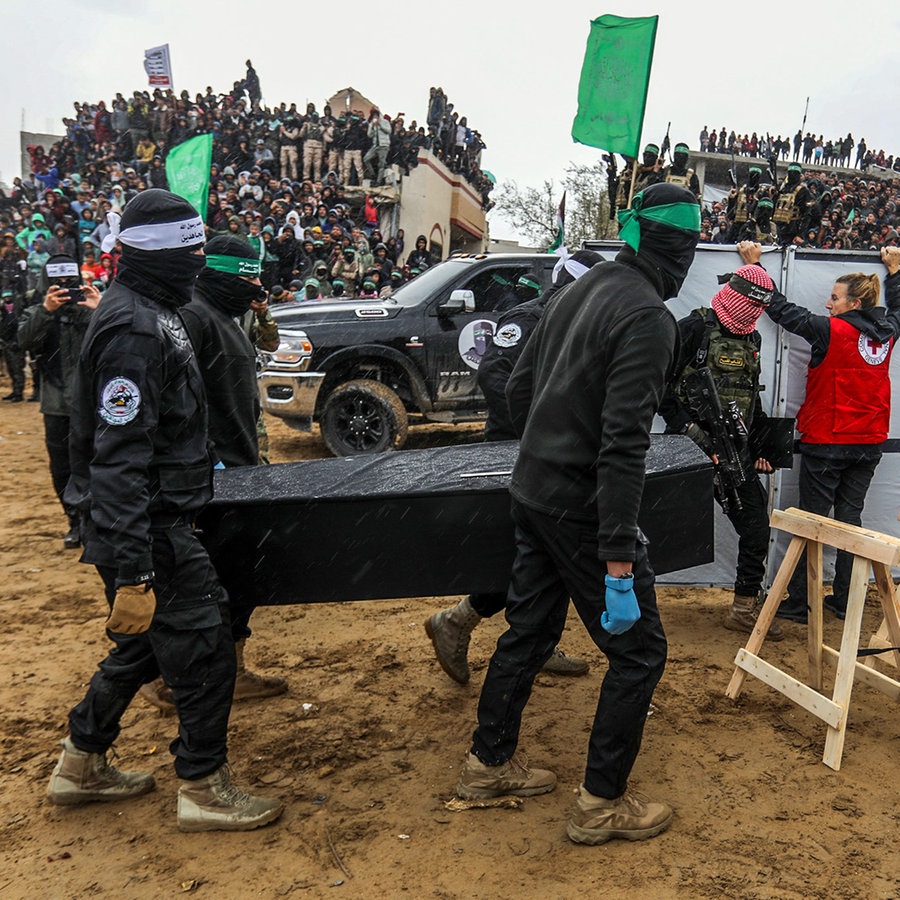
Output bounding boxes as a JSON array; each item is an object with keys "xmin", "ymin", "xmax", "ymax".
[{"xmin": 770, "ymin": 508, "xmax": 900, "ymax": 566}]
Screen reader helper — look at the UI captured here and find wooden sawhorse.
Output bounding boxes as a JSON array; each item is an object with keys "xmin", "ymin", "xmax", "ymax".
[{"xmin": 725, "ymin": 507, "xmax": 900, "ymax": 770}]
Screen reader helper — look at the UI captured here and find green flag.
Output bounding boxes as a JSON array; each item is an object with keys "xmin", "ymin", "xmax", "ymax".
[
  {"xmin": 165, "ymin": 133, "xmax": 213, "ymax": 221},
  {"xmin": 571, "ymin": 14, "xmax": 659, "ymax": 157}
]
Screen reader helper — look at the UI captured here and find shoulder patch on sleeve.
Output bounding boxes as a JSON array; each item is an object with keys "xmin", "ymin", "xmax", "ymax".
[
  {"xmin": 493, "ymin": 322, "xmax": 523, "ymax": 348},
  {"xmin": 98, "ymin": 376, "xmax": 141, "ymax": 425}
]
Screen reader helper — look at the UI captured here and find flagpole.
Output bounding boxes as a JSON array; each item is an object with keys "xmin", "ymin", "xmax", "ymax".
[{"xmin": 626, "ymin": 159, "xmax": 639, "ymax": 209}]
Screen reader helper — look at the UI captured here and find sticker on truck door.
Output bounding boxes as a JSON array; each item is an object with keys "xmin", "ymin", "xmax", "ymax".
[{"xmin": 458, "ymin": 320, "xmax": 496, "ymax": 369}]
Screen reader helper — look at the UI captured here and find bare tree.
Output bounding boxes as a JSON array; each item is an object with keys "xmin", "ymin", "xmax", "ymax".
[{"xmin": 492, "ymin": 162, "xmax": 619, "ymax": 251}]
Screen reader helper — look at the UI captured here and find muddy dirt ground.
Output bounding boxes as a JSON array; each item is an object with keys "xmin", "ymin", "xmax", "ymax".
[{"xmin": 1, "ymin": 379, "xmax": 898, "ymax": 899}]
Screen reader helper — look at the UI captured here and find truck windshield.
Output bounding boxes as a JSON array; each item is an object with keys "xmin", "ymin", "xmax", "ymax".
[{"xmin": 386, "ymin": 259, "xmax": 473, "ymax": 307}]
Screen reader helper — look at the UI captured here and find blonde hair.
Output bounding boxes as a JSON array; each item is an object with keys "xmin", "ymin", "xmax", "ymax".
[{"xmin": 836, "ymin": 272, "xmax": 881, "ymax": 309}]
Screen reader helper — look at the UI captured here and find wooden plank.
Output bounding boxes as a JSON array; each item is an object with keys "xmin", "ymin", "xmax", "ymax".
[
  {"xmin": 866, "ymin": 619, "xmax": 892, "ymax": 671},
  {"xmin": 871, "ymin": 562, "xmax": 900, "ymax": 671},
  {"xmin": 807, "ymin": 540, "xmax": 824, "ymax": 690},
  {"xmin": 726, "ymin": 536, "xmax": 806, "ymax": 700},
  {"xmin": 733, "ymin": 649, "xmax": 842, "ymax": 728},
  {"xmin": 771, "ymin": 508, "xmax": 900, "ymax": 567},
  {"xmin": 822, "ymin": 556, "xmax": 871, "ymax": 771},
  {"xmin": 822, "ymin": 645, "xmax": 900, "ymax": 700}
]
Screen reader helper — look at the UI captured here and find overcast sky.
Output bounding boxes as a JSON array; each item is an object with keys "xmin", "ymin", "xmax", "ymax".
[{"xmin": 4, "ymin": 1, "xmax": 900, "ymax": 241}]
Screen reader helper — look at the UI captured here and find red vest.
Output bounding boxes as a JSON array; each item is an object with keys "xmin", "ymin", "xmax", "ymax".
[{"xmin": 798, "ymin": 316, "xmax": 893, "ymax": 444}]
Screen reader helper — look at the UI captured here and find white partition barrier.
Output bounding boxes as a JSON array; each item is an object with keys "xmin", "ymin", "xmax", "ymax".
[{"xmin": 584, "ymin": 242, "xmax": 900, "ymax": 587}]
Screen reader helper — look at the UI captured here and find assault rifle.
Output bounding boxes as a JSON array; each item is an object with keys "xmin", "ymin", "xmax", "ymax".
[
  {"xmin": 603, "ymin": 153, "xmax": 619, "ymax": 220},
  {"xmin": 681, "ymin": 366, "xmax": 753, "ymax": 515}
]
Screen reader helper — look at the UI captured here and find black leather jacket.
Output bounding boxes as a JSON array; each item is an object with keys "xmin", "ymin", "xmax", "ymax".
[{"xmin": 65, "ymin": 279, "xmax": 212, "ymax": 585}]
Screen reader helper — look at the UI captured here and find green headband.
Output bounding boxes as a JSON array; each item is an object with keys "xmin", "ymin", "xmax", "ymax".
[
  {"xmin": 518, "ymin": 275, "xmax": 540, "ymax": 291},
  {"xmin": 205, "ymin": 254, "xmax": 261, "ymax": 276},
  {"xmin": 617, "ymin": 194, "xmax": 701, "ymax": 252},
  {"xmin": 788, "ymin": 163, "xmax": 802, "ymax": 173},
  {"xmin": 749, "ymin": 166, "xmax": 762, "ymax": 174},
  {"xmin": 756, "ymin": 199, "xmax": 774, "ymax": 209},
  {"xmin": 675, "ymin": 143, "xmax": 690, "ymax": 153},
  {"xmin": 644, "ymin": 143, "xmax": 660, "ymax": 155}
]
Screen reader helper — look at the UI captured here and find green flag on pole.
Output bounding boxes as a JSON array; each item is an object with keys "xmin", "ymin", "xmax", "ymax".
[
  {"xmin": 165, "ymin": 134, "xmax": 213, "ymax": 221},
  {"xmin": 571, "ymin": 14, "xmax": 659, "ymax": 157}
]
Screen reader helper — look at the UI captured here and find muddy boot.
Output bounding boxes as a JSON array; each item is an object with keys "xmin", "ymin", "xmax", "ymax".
[
  {"xmin": 47, "ymin": 737, "xmax": 155, "ymax": 806},
  {"xmin": 456, "ymin": 750, "xmax": 557, "ymax": 801},
  {"xmin": 177, "ymin": 765, "xmax": 284, "ymax": 832},
  {"xmin": 63, "ymin": 512, "xmax": 81, "ymax": 550},
  {"xmin": 233, "ymin": 638, "xmax": 288, "ymax": 701},
  {"xmin": 566, "ymin": 783, "xmax": 673, "ymax": 845},
  {"xmin": 725, "ymin": 593, "xmax": 784, "ymax": 642},
  {"xmin": 541, "ymin": 647, "xmax": 589, "ymax": 676},
  {"xmin": 424, "ymin": 596, "xmax": 482, "ymax": 684},
  {"xmin": 139, "ymin": 677, "xmax": 176, "ymax": 715}
]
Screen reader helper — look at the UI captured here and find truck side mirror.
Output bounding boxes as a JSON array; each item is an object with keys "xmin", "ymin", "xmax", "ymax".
[{"xmin": 438, "ymin": 289, "xmax": 475, "ymax": 316}]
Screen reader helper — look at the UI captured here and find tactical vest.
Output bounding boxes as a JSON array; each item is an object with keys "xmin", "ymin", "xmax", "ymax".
[
  {"xmin": 733, "ymin": 187, "xmax": 751, "ymax": 223},
  {"xmin": 677, "ymin": 308, "xmax": 762, "ymax": 424},
  {"xmin": 615, "ymin": 166, "xmax": 633, "ymax": 208},
  {"xmin": 665, "ymin": 168, "xmax": 694, "ymax": 190},
  {"xmin": 306, "ymin": 123, "xmax": 323, "ymax": 142},
  {"xmin": 773, "ymin": 184, "xmax": 802, "ymax": 224}
]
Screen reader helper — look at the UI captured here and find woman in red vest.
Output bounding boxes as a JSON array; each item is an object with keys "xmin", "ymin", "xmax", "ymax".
[{"xmin": 738, "ymin": 242, "xmax": 900, "ymax": 622}]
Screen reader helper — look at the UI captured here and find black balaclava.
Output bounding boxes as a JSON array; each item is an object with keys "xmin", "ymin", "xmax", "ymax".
[
  {"xmin": 196, "ymin": 234, "xmax": 263, "ymax": 317},
  {"xmin": 747, "ymin": 166, "xmax": 761, "ymax": 190},
  {"xmin": 786, "ymin": 163, "xmax": 802, "ymax": 187},
  {"xmin": 642, "ymin": 143, "xmax": 660, "ymax": 168},
  {"xmin": 673, "ymin": 142, "xmax": 689, "ymax": 170},
  {"xmin": 756, "ymin": 199, "xmax": 774, "ymax": 227},
  {"xmin": 616, "ymin": 182, "xmax": 701, "ymax": 299},
  {"xmin": 112, "ymin": 189, "xmax": 206, "ymax": 307}
]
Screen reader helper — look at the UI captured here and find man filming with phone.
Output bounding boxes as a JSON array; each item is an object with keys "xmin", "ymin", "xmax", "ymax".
[{"xmin": 17, "ymin": 255, "xmax": 101, "ymax": 549}]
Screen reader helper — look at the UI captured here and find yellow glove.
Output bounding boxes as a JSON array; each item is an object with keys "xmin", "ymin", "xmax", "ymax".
[{"xmin": 106, "ymin": 583, "xmax": 156, "ymax": 634}]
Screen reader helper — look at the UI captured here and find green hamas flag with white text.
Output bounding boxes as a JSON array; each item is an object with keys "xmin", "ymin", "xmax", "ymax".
[
  {"xmin": 165, "ymin": 133, "xmax": 213, "ymax": 221},
  {"xmin": 571, "ymin": 14, "xmax": 658, "ymax": 157}
]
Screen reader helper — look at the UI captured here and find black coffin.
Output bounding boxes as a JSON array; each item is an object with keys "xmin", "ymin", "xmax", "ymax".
[{"xmin": 199, "ymin": 436, "xmax": 713, "ymax": 605}]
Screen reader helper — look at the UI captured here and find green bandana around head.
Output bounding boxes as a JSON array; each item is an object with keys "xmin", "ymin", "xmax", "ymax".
[
  {"xmin": 749, "ymin": 166, "xmax": 762, "ymax": 175},
  {"xmin": 788, "ymin": 163, "xmax": 802, "ymax": 173},
  {"xmin": 644, "ymin": 143, "xmax": 660, "ymax": 155},
  {"xmin": 517, "ymin": 275, "xmax": 540, "ymax": 291},
  {"xmin": 205, "ymin": 254, "xmax": 262, "ymax": 276},
  {"xmin": 616, "ymin": 191, "xmax": 701, "ymax": 252},
  {"xmin": 675, "ymin": 143, "xmax": 690, "ymax": 154}
]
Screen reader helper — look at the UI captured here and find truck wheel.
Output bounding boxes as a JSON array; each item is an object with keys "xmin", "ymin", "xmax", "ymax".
[{"xmin": 321, "ymin": 379, "xmax": 409, "ymax": 456}]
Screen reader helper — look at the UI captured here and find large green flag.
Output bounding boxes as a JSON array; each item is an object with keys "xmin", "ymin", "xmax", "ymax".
[
  {"xmin": 165, "ymin": 133, "xmax": 213, "ymax": 221},
  {"xmin": 571, "ymin": 14, "xmax": 658, "ymax": 157}
]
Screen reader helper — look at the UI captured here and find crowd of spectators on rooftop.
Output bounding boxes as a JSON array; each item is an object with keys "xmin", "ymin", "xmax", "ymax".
[
  {"xmin": 698, "ymin": 125, "xmax": 900, "ymax": 174},
  {"xmin": 0, "ymin": 65, "xmax": 492, "ymax": 304}
]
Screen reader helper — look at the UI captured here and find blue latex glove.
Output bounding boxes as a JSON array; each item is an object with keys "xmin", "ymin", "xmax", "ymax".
[{"xmin": 601, "ymin": 574, "xmax": 641, "ymax": 635}]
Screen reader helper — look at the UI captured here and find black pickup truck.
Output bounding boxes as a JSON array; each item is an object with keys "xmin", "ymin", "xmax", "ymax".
[{"xmin": 259, "ymin": 253, "xmax": 556, "ymax": 456}]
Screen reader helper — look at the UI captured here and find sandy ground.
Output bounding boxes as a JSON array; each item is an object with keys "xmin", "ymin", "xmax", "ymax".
[{"xmin": 1, "ymin": 377, "xmax": 899, "ymax": 899}]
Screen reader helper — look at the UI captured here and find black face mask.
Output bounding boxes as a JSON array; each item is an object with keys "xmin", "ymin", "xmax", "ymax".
[
  {"xmin": 117, "ymin": 246, "xmax": 206, "ymax": 307},
  {"xmin": 196, "ymin": 268, "xmax": 262, "ymax": 316}
]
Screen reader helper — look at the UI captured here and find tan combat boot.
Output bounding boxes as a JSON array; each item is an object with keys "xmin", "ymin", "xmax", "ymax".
[
  {"xmin": 725, "ymin": 593, "xmax": 784, "ymax": 641},
  {"xmin": 567, "ymin": 783, "xmax": 673, "ymax": 845},
  {"xmin": 177, "ymin": 765, "xmax": 284, "ymax": 832},
  {"xmin": 233, "ymin": 638, "xmax": 288, "ymax": 701},
  {"xmin": 47, "ymin": 737, "xmax": 155, "ymax": 805},
  {"xmin": 456, "ymin": 750, "xmax": 557, "ymax": 800},
  {"xmin": 424, "ymin": 596, "xmax": 482, "ymax": 684},
  {"xmin": 139, "ymin": 677, "xmax": 176, "ymax": 714}
]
